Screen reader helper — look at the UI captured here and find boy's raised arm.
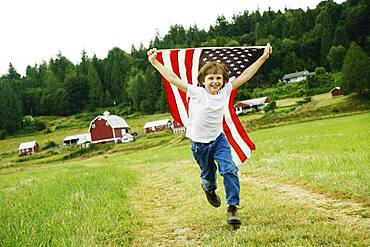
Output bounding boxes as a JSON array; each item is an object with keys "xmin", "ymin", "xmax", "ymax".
[
  {"xmin": 147, "ymin": 48, "xmax": 188, "ymax": 93},
  {"xmin": 231, "ymin": 43, "xmax": 272, "ymax": 90}
]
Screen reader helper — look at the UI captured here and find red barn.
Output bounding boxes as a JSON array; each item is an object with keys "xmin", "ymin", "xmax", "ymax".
[
  {"xmin": 234, "ymin": 97, "xmax": 270, "ymax": 115},
  {"xmin": 172, "ymin": 120, "xmax": 185, "ymax": 134},
  {"xmin": 330, "ymin": 87, "xmax": 342, "ymax": 97},
  {"xmin": 18, "ymin": 141, "xmax": 39, "ymax": 155},
  {"xmin": 89, "ymin": 111, "xmax": 130, "ymax": 144},
  {"xmin": 144, "ymin": 119, "xmax": 172, "ymax": 133}
]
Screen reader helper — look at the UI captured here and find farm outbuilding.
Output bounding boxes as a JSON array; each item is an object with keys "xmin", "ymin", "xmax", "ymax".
[
  {"xmin": 282, "ymin": 70, "xmax": 310, "ymax": 83},
  {"xmin": 63, "ymin": 133, "xmax": 91, "ymax": 147},
  {"xmin": 172, "ymin": 120, "xmax": 185, "ymax": 134},
  {"xmin": 144, "ymin": 119, "xmax": 172, "ymax": 133},
  {"xmin": 18, "ymin": 141, "xmax": 39, "ymax": 155},
  {"xmin": 234, "ymin": 97, "xmax": 270, "ymax": 115},
  {"xmin": 89, "ymin": 111, "xmax": 130, "ymax": 144},
  {"xmin": 330, "ymin": 87, "xmax": 342, "ymax": 97}
]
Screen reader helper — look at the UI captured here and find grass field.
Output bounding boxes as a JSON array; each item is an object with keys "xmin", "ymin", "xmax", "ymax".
[{"xmin": 0, "ymin": 112, "xmax": 369, "ymax": 246}]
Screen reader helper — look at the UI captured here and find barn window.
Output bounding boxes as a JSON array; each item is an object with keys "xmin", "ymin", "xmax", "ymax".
[
  {"xmin": 92, "ymin": 124, "xmax": 96, "ymax": 128},
  {"xmin": 105, "ymin": 122, "xmax": 110, "ymax": 126}
]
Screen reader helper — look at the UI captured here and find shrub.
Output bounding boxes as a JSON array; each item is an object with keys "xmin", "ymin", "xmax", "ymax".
[
  {"xmin": 34, "ymin": 119, "xmax": 46, "ymax": 131},
  {"xmin": 315, "ymin": 67, "xmax": 326, "ymax": 75},
  {"xmin": 43, "ymin": 141, "xmax": 57, "ymax": 150},
  {"xmin": 0, "ymin": 130, "xmax": 7, "ymax": 140},
  {"xmin": 264, "ymin": 101, "xmax": 276, "ymax": 113}
]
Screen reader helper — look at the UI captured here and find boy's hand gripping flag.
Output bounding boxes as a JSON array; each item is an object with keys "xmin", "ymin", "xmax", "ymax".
[{"xmin": 156, "ymin": 47, "xmax": 264, "ymax": 165}]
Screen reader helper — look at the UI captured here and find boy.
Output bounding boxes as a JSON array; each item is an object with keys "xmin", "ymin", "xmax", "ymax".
[{"xmin": 147, "ymin": 44, "xmax": 272, "ymax": 227}]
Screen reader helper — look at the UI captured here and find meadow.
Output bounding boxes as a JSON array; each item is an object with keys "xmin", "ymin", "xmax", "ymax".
[{"xmin": 0, "ymin": 112, "xmax": 369, "ymax": 246}]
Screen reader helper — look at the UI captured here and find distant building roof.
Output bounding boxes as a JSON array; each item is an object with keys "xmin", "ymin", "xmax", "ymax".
[
  {"xmin": 329, "ymin": 87, "xmax": 341, "ymax": 93},
  {"xmin": 282, "ymin": 70, "xmax": 309, "ymax": 80},
  {"xmin": 89, "ymin": 111, "xmax": 130, "ymax": 130},
  {"xmin": 144, "ymin": 119, "xmax": 171, "ymax": 129},
  {"xmin": 237, "ymin": 97, "xmax": 269, "ymax": 106},
  {"xmin": 63, "ymin": 133, "xmax": 91, "ymax": 143},
  {"xmin": 18, "ymin": 141, "xmax": 38, "ymax": 150},
  {"xmin": 77, "ymin": 133, "xmax": 91, "ymax": 145}
]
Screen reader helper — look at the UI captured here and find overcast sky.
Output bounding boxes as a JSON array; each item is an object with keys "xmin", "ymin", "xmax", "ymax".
[{"xmin": 0, "ymin": 0, "xmax": 346, "ymax": 76}]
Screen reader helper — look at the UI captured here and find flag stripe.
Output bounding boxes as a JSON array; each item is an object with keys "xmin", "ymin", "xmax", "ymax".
[
  {"xmin": 223, "ymin": 87, "xmax": 251, "ymax": 161},
  {"xmin": 228, "ymin": 90, "xmax": 256, "ymax": 151},
  {"xmin": 162, "ymin": 51, "xmax": 188, "ymax": 125},
  {"xmin": 185, "ymin": 49, "xmax": 195, "ymax": 84},
  {"xmin": 223, "ymin": 96, "xmax": 252, "ymax": 159},
  {"xmin": 156, "ymin": 53, "xmax": 182, "ymax": 123},
  {"xmin": 222, "ymin": 118, "xmax": 247, "ymax": 162},
  {"xmin": 177, "ymin": 50, "xmax": 190, "ymax": 117},
  {"xmin": 169, "ymin": 50, "xmax": 188, "ymax": 116},
  {"xmin": 191, "ymin": 49, "xmax": 202, "ymax": 86}
]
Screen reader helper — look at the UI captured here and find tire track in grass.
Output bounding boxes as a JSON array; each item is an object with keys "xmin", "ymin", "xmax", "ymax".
[
  {"xmin": 130, "ymin": 161, "xmax": 205, "ymax": 246},
  {"xmin": 240, "ymin": 176, "xmax": 370, "ymax": 230}
]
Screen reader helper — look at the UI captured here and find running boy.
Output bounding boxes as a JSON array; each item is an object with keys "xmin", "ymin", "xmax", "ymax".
[{"xmin": 147, "ymin": 44, "xmax": 272, "ymax": 227}]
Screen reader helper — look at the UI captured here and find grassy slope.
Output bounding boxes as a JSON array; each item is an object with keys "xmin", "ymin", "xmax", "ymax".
[
  {"xmin": 246, "ymin": 112, "xmax": 370, "ymax": 203},
  {"xmin": 0, "ymin": 159, "xmax": 137, "ymax": 246},
  {"xmin": 0, "ymin": 113, "xmax": 172, "ymax": 170},
  {"xmin": 0, "ymin": 113, "xmax": 369, "ymax": 246},
  {"xmin": 239, "ymin": 93, "xmax": 370, "ymax": 131}
]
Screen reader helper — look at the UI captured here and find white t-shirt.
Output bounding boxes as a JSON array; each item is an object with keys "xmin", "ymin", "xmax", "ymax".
[{"xmin": 186, "ymin": 83, "xmax": 232, "ymax": 143}]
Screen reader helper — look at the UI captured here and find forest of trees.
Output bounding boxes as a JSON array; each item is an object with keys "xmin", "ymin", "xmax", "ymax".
[{"xmin": 0, "ymin": 0, "xmax": 369, "ymax": 135}]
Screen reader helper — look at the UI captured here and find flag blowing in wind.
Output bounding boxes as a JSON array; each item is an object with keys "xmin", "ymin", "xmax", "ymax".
[{"xmin": 156, "ymin": 46, "xmax": 264, "ymax": 165}]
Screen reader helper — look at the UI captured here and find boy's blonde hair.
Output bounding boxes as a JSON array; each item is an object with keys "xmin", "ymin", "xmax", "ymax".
[{"xmin": 197, "ymin": 61, "xmax": 229, "ymax": 87}]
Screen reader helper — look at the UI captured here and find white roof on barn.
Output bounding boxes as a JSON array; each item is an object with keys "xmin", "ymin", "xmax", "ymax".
[
  {"xmin": 144, "ymin": 119, "xmax": 171, "ymax": 129},
  {"xmin": 330, "ymin": 87, "xmax": 341, "ymax": 92},
  {"xmin": 89, "ymin": 111, "xmax": 130, "ymax": 130},
  {"xmin": 77, "ymin": 133, "xmax": 91, "ymax": 145},
  {"xmin": 237, "ymin": 97, "xmax": 269, "ymax": 106},
  {"xmin": 63, "ymin": 133, "xmax": 91, "ymax": 142},
  {"xmin": 18, "ymin": 141, "xmax": 38, "ymax": 150},
  {"xmin": 282, "ymin": 70, "xmax": 309, "ymax": 80}
]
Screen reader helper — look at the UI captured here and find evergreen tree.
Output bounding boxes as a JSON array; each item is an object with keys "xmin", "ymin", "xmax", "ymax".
[
  {"xmin": 5, "ymin": 63, "xmax": 21, "ymax": 80},
  {"xmin": 333, "ymin": 26, "xmax": 350, "ymax": 47},
  {"xmin": 282, "ymin": 51, "xmax": 305, "ymax": 74},
  {"xmin": 110, "ymin": 61, "xmax": 123, "ymax": 101},
  {"xmin": 327, "ymin": 45, "xmax": 346, "ymax": 71},
  {"xmin": 0, "ymin": 79, "xmax": 23, "ymax": 133},
  {"xmin": 88, "ymin": 62, "xmax": 104, "ymax": 109},
  {"xmin": 65, "ymin": 75, "xmax": 89, "ymax": 113},
  {"xmin": 48, "ymin": 52, "xmax": 73, "ymax": 83},
  {"xmin": 103, "ymin": 90, "xmax": 113, "ymax": 106},
  {"xmin": 40, "ymin": 69, "xmax": 60, "ymax": 114},
  {"xmin": 126, "ymin": 68, "xmax": 145, "ymax": 111},
  {"xmin": 78, "ymin": 50, "xmax": 89, "ymax": 77},
  {"xmin": 341, "ymin": 42, "xmax": 370, "ymax": 96}
]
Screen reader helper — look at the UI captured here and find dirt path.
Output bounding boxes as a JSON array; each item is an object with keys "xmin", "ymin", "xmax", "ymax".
[
  {"xmin": 130, "ymin": 161, "xmax": 205, "ymax": 246},
  {"xmin": 129, "ymin": 159, "xmax": 369, "ymax": 246},
  {"xmin": 240, "ymin": 176, "xmax": 370, "ymax": 229}
]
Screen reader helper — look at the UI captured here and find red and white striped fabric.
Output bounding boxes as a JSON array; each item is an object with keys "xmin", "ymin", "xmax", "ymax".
[{"xmin": 156, "ymin": 46, "xmax": 264, "ymax": 165}]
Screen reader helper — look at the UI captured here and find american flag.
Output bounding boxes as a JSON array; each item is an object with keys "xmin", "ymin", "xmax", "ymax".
[{"xmin": 156, "ymin": 46, "xmax": 264, "ymax": 165}]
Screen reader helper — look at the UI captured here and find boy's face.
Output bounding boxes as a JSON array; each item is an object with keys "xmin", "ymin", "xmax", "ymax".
[{"xmin": 202, "ymin": 73, "xmax": 224, "ymax": 95}]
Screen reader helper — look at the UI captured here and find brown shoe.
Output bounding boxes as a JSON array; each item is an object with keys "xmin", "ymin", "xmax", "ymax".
[
  {"xmin": 227, "ymin": 205, "xmax": 241, "ymax": 226},
  {"xmin": 202, "ymin": 186, "xmax": 221, "ymax": 207}
]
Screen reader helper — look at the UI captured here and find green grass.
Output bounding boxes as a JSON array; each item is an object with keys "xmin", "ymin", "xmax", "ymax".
[
  {"xmin": 243, "ymin": 94, "xmax": 370, "ymax": 131},
  {"xmin": 246, "ymin": 112, "xmax": 370, "ymax": 203},
  {"xmin": 0, "ymin": 113, "xmax": 173, "ymax": 169},
  {"xmin": 0, "ymin": 113, "xmax": 368, "ymax": 246},
  {"xmin": 0, "ymin": 160, "xmax": 137, "ymax": 246}
]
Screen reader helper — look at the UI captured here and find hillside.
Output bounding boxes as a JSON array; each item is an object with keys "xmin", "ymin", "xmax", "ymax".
[
  {"xmin": 0, "ymin": 112, "xmax": 369, "ymax": 246},
  {"xmin": 1, "ymin": 92, "xmax": 369, "ymax": 172}
]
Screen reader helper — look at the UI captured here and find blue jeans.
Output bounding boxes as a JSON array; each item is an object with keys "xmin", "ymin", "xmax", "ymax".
[{"xmin": 191, "ymin": 133, "xmax": 240, "ymax": 205}]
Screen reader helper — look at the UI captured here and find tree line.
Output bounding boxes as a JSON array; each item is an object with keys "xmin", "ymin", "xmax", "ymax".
[{"xmin": 0, "ymin": 0, "xmax": 369, "ymax": 135}]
